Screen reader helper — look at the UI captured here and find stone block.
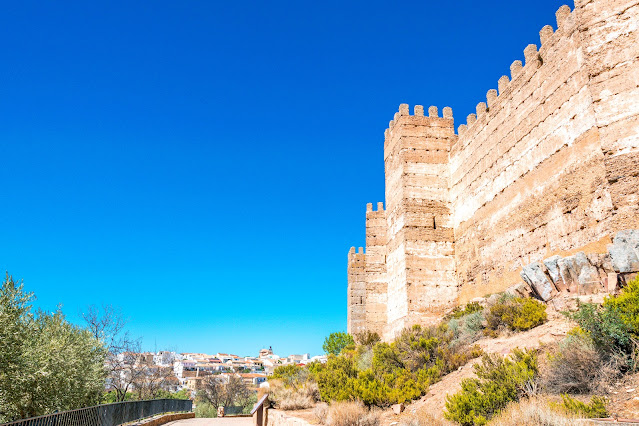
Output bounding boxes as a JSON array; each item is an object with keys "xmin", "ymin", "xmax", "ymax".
[
  {"xmin": 521, "ymin": 262, "xmax": 557, "ymax": 301},
  {"xmin": 608, "ymin": 272, "xmax": 619, "ymax": 292},
  {"xmin": 608, "ymin": 230, "xmax": 639, "ymax": 273},
  {"xmin": 392, "ymin": 403, "xmax": 405, "ymax": 414},
  {"xmin": 543, "ymin": 255, "xmax": 566, "ymax": 292},
  {"xmin": 575, "ymin": 252, "xmax": 602, "ymax": 290},
  {"xmin": 505, "ymin": 282, "xmax": 533, "ymax": 298}
]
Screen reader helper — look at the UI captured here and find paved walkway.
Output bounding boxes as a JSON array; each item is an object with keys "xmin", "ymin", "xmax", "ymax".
[{"xmin": 166, "ymin": 418, "xmax": 253, "ymax": 425}]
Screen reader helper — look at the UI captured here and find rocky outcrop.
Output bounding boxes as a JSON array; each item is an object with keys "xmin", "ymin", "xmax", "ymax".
[
  {"xmin": 609, "ymin": 230, "xmax": 639, "ymax": 274},
  {"xmin": 520, "ymin": 230, "xmax": 639, "ymax": 301}
]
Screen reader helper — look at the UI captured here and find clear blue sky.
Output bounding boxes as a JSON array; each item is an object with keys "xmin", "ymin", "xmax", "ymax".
[{"xmin": 1, "ymin": 0, "xmax": 573, "ymax": 357}]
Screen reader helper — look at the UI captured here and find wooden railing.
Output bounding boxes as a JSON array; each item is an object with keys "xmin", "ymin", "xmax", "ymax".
[{"xmin": 250, "ymin": 395, "xmax": 269, "ymax": 426}]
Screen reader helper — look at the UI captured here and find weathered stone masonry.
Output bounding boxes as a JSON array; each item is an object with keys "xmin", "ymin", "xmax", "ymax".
[{"xmin": 348, "ymin": 0, "xmax": 639, "ymax": 340}]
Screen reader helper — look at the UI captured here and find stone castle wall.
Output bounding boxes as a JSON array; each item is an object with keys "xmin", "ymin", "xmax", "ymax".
[{"xmin": 347, "ymin": 0, "xmax": 639, "ymax": 340}]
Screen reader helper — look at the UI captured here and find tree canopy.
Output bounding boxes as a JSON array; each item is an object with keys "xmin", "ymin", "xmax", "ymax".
[
  {"xmin": 0, "ymin": 273, "xmax": 107, "ymax": 422},
  {"xmin": 322, "ymin": 332, "xmax": 355, "ymax": 356}
]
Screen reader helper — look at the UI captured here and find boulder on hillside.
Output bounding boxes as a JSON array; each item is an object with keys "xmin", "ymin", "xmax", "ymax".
[
  {"xmin": 608, "ymin": 230, "xmax": 639, "ymax": 273},
  {"xmin": 521, "ymin": 262, "xmax": 557, "ymax": 301}
]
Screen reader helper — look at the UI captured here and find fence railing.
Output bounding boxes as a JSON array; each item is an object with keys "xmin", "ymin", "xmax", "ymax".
[
  {"xmin": 250, "ymin": 395, "xmax": 269, "ymax": 426},
  {"xmin": 0, "ymin": 398, "xmax": 192, "ymax": 426}
]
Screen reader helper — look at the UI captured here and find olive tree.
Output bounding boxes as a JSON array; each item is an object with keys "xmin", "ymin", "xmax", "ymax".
[{"xmin": 0, "ymin": 273, "xmax": 107, "ymax": 422}]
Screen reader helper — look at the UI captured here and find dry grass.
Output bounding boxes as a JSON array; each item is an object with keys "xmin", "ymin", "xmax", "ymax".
[
  {"xmin": 488, "ymin": 397, "xmax": 583, "ymax": 426},
  {"xmin": 326, "ymin": 401, "xmax": 381, "ymax": 426},
  {"xmin": 268, "ymin": 379, "xmax": 319, "ymax": 410},
  {"xmin": 313, "ymin": 402, "xmax": 329, "ymax": 424},
  {"xmin": 542, "ymin": 333, "xmax": 622, "ymax": 394},
  {"xmin": 257, "ymin": 386, "xmax": 268, "ymax": 402},
  {"xmin": 399, "ymin": 409, "xmax": 454, "ymax": 426}
]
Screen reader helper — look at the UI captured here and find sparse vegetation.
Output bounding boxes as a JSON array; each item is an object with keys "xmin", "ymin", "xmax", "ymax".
[
  {"xmin": 443, "ymin": 278, "xmax": 639, "ymax": 424},
  {"xmin": 444, "ymin": 349, "xmax": 538, "ymax": 425},
  {"xmin": 449, "ymin": 301, "xmax": 483, "ymax": 320}
]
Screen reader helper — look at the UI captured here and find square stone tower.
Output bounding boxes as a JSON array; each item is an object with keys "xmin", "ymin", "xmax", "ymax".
[
  {"xmin": 384, "ymin": 104, "xmax": 458, "ymax": 337},
  {"xmin": 348, "ymin": 104, "xmax": 458, "ymax": 340}
]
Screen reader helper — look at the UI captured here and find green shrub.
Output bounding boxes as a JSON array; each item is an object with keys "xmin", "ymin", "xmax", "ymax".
[
  {"xmin": 195, "ymin": 401, "xmax": 218, "ymax": 418},
  {"xmin": 448, "ymin": 310, "xmax": 485, "ymax": 347},
  {"xmin": 355, "ymin": 346, "xmax": 373, "ymax": 371},
  {"xmin": 307, "ymin": 360, "xmax": 324, "ymax": 377},
  {"xmin": 486, "ymin": 296, "xmax": 547, "ymax": 333},
  {"xmin": 566, "ymin": 301, "xmax": 633, "ymax": 356},
  {"xmin": 315, "ymin": 324, "xmax": 482, "ymax": 407},
  {"xmin": 271, "ymin": 364, "xmax": 305, "ymax": 385},
  {"xmin": 551, "ymin": 395, "xmax": 608, "ymax": 418},
  {"xmin": 391, "ymin": 324, "xmax": 481, "ymax": 375},
  {"xmin": 316, "ymin": 355, "xmax": 359, "ymax": 402},
  {"xmin": 444, "ymin": 349, "xmax": 538, "ymax": 425},
  {"xmin": 323, "ymin": 332, "xmax": 356, "ymax": 355},
  {"xmin": 603, "ymin": 275, "xmax": 639, "ymax": 335}
]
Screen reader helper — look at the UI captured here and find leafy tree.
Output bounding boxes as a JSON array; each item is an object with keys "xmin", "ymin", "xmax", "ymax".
[
  {"xmin": 0, "ymin": 273, "xmax": 107, "ymax": 422},
  {"xmin": 322, "ymin": 332, "xmax": 355, "ymax": 355},
  {"xmin": 197, "ymin": 376, "xmax": 252, "ymax": 410},
  {"xmin": 103, "ymin": 391, "xmax": 134, "ymax": 403},
  {"xmin": 0, "ymin": 273, "xmax": 35, "ymax": 421}
]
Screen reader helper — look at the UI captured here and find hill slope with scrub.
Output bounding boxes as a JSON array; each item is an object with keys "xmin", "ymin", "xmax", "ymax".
[{"xmin": 270, "ymin": 276, "xmax": 639, "ymax": 425}]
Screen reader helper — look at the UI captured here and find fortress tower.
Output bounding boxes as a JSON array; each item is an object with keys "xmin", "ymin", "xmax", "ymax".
[
  {"xmin": 383, "ymin": 105, "xmax": 457, "ymax": 337},
  {"xmin": 348, "ymin": 0, "xmax": 639, "ymax": 341}
]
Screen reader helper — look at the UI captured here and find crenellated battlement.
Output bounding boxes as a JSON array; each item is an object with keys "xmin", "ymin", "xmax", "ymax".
[
  {"xmin": 454, "ymin": 5, "xmax": 575, "ymax": 140},
  {"xmin": 366, "ymin": 202, "xmax": 385, "ymax": 214},
  {"xmin": 348, "ymin": 0, "xmax": 639, "ymax": 340},
  {"xmin": 385, "ymin": 104, "xmax": 454, "ymax": 137},
  {"xmin": 348, "ymin": 246, "xmax": 365, "ymax": 258}
]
